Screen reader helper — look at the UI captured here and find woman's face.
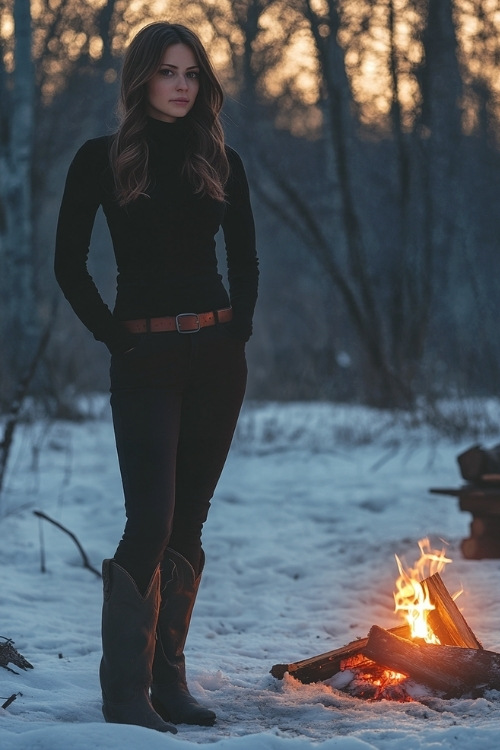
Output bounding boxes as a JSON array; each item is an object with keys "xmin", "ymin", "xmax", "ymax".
[{"xmin": 146, "ymin": 43, "xmax": 200, "ymax": 122}]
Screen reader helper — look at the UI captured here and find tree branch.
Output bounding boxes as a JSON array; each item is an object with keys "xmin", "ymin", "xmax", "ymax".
[{"xmin": 33, "ymin": 510, "xmax": 102, "ymax": 578}]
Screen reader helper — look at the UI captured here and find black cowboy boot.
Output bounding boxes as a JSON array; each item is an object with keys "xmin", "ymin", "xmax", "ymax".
[
  {"xmin": 151, "ymin": 549, "xmax": 216, "ymax": 726},
  {"xmin": 99, "ymin": 559, "xmax": 177, "ymax": 733}
]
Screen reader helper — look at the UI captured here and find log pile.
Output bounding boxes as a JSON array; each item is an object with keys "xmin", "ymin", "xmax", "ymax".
[
  {"xmin": 430, "ymin": 482, "xmax": 500, "ymax": 559},
  {"xmin": 430, "ymin": 443, "xmax": 500, "ymax": 559},
  {"xmin": 271, "ymin": 573, "xmax": 499, "ymax": 699}
]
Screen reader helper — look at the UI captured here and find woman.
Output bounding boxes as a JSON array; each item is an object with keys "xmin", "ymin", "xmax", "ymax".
[{"xmin": 55, "ymin": 22, "xmax": 258, "ymax": 733}]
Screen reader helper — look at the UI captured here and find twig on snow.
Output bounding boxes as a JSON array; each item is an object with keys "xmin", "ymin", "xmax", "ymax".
[
  {"xmin": 1, "ymin": 692, "xmax": 22, "ymax": 709},
  {"xmin": 33, "ymin": 510, "xmax": 102, "ymax": 578}
]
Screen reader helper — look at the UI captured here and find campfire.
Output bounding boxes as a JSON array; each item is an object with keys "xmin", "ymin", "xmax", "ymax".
[{"xmin": 271, "ymin": 539, "xmax": 500, "ymax": 701}]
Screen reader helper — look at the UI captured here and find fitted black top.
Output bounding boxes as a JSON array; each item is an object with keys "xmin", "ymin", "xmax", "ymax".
[{"xmin": 54, "ymin": 117, "xmax": 259, "ymax": 354}]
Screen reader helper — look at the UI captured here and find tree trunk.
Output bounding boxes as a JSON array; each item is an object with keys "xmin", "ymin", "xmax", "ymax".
[
  {"xmin": 416, "ymin": 0, "xmax": 463, "ymax": 316},
  {"xmin": 0, "ymin": 0, "xmax": 39, "ymax": 395}
]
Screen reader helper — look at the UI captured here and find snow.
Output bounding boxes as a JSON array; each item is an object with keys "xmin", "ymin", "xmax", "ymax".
[{"xmin": 2, "ymin": 399, "xmax": 500, "ymax": 749}]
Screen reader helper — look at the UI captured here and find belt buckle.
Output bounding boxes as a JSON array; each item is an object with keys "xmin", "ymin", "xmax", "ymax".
[{"xmin": 175, "ymin": 313, "xmax": 200, "ymax": 333}]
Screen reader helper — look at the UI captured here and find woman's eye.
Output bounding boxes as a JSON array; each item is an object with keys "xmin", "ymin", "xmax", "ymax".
[{"xmin": 157, "ymin": 69, "xmax": 199, "ymax": 79}]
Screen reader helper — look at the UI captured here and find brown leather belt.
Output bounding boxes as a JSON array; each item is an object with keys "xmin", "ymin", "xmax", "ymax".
[{"xmin": 123, "ymin": 307, "xmax": 233, "ymax": 334}]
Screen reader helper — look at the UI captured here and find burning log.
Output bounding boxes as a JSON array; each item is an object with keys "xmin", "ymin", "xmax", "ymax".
[
  {"xmin": 425, "ymin": 573, "xmax": 482, "ymax": 649},
  {"xmin": 363, "ymin": 625, "xmax": 500, "ymax": 696},
  {"xmin": 270, "ymin": 625, "xmax": 410, "ymax": 683}
]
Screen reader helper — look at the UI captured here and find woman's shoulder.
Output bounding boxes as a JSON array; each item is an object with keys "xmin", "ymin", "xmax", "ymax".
[
  {"xmin": 65, "ymin": 135, "xmax": 114, "ymax": 189},
  {"xmin": 224, "ymin": 145, "xmax": 248, "ymax": 182},
  {"xmin": 225, "ymin": 144, "xmax": 243, "ymax": 164},
  {"xmin": 223, "ymin": 145, "xmax": 252, "ymax": 202},
  {"xmin": 72, "ymin": 135, "xmax": 113, "ymax": 163}
]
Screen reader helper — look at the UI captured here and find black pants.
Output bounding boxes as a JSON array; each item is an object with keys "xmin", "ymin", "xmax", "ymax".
[{"xmin": 109, "ymin": 324, "xmax": 247, "ymax": 592}]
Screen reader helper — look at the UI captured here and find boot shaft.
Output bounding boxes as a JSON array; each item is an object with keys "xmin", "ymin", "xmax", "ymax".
[
  {"xmin": 153, "ymin": 548, "xmax": 202, "ymax": 685},
  {"xmin": 151, "ymin": 549, "xmax": 216, "ymax": 725},
  {"xmin": 100, "ymin": 559, "xmax": 160, "ymax": 702},
  {"xmin": 99, "ymin": 559, "xmax": 177, "ymax": 733}
]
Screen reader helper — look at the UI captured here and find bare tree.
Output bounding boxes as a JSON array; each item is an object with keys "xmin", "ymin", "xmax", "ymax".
[
  {"xmin": 0, "ymin": 0, "xmax": 40, "ymax": 400},
  {"xmin": 206, "ymin": 0, "xmax": 470, "ymax": 406}
]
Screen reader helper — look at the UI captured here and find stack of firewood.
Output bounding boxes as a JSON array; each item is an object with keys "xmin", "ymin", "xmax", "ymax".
[{"xmin": 431, "ymin": 443, "xmax": 500, "ymax": 559}]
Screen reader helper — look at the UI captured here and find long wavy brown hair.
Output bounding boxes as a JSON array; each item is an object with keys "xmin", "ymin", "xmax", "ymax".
[{"xmin": 111, "ymin": 22, "xmax": 229, "ymax": 205}]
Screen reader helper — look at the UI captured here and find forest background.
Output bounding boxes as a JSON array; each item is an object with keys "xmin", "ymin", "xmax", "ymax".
[{"xmin": 1, "ymin": 0, "xmax": 499, "ymax": 418}]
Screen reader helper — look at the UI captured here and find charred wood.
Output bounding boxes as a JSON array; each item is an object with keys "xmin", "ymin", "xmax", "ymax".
[
  {"xmin": 270, "ymin": 625, "xmax": 410, "ymax": 683},
  {"xmin": 363, "ymin": 625, "xmax": 500, "ymax": 696}
]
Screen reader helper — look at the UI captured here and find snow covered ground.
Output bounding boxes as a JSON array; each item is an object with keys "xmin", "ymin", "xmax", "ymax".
[{"xmin": 2, "ymin": 399, "xmax": 500, "ymax": 750}]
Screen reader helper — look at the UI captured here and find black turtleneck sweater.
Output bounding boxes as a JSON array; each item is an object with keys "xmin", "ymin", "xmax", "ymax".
[{"xmin": 54, "ymin": 117, "xmax": 259, "ymax": 354}]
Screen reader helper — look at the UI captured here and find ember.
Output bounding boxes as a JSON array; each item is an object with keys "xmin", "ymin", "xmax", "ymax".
[{"xmin": 339, "ymin": 653, "xmax": 409, "ymax": 701}]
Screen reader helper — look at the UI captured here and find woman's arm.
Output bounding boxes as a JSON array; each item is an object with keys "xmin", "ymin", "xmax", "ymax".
[
  {"xmin": 222, "ymin": 148, "xmax": 259, "ymax": 341},
  {"xmin": 54, "ymin": 139, "xmax": 133, "ymax": 354}
]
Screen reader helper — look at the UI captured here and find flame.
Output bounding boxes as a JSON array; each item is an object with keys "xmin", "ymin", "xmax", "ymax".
[{"xmin": 393, "ymin": 538, "xmax": 452, "ymax": 643}]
